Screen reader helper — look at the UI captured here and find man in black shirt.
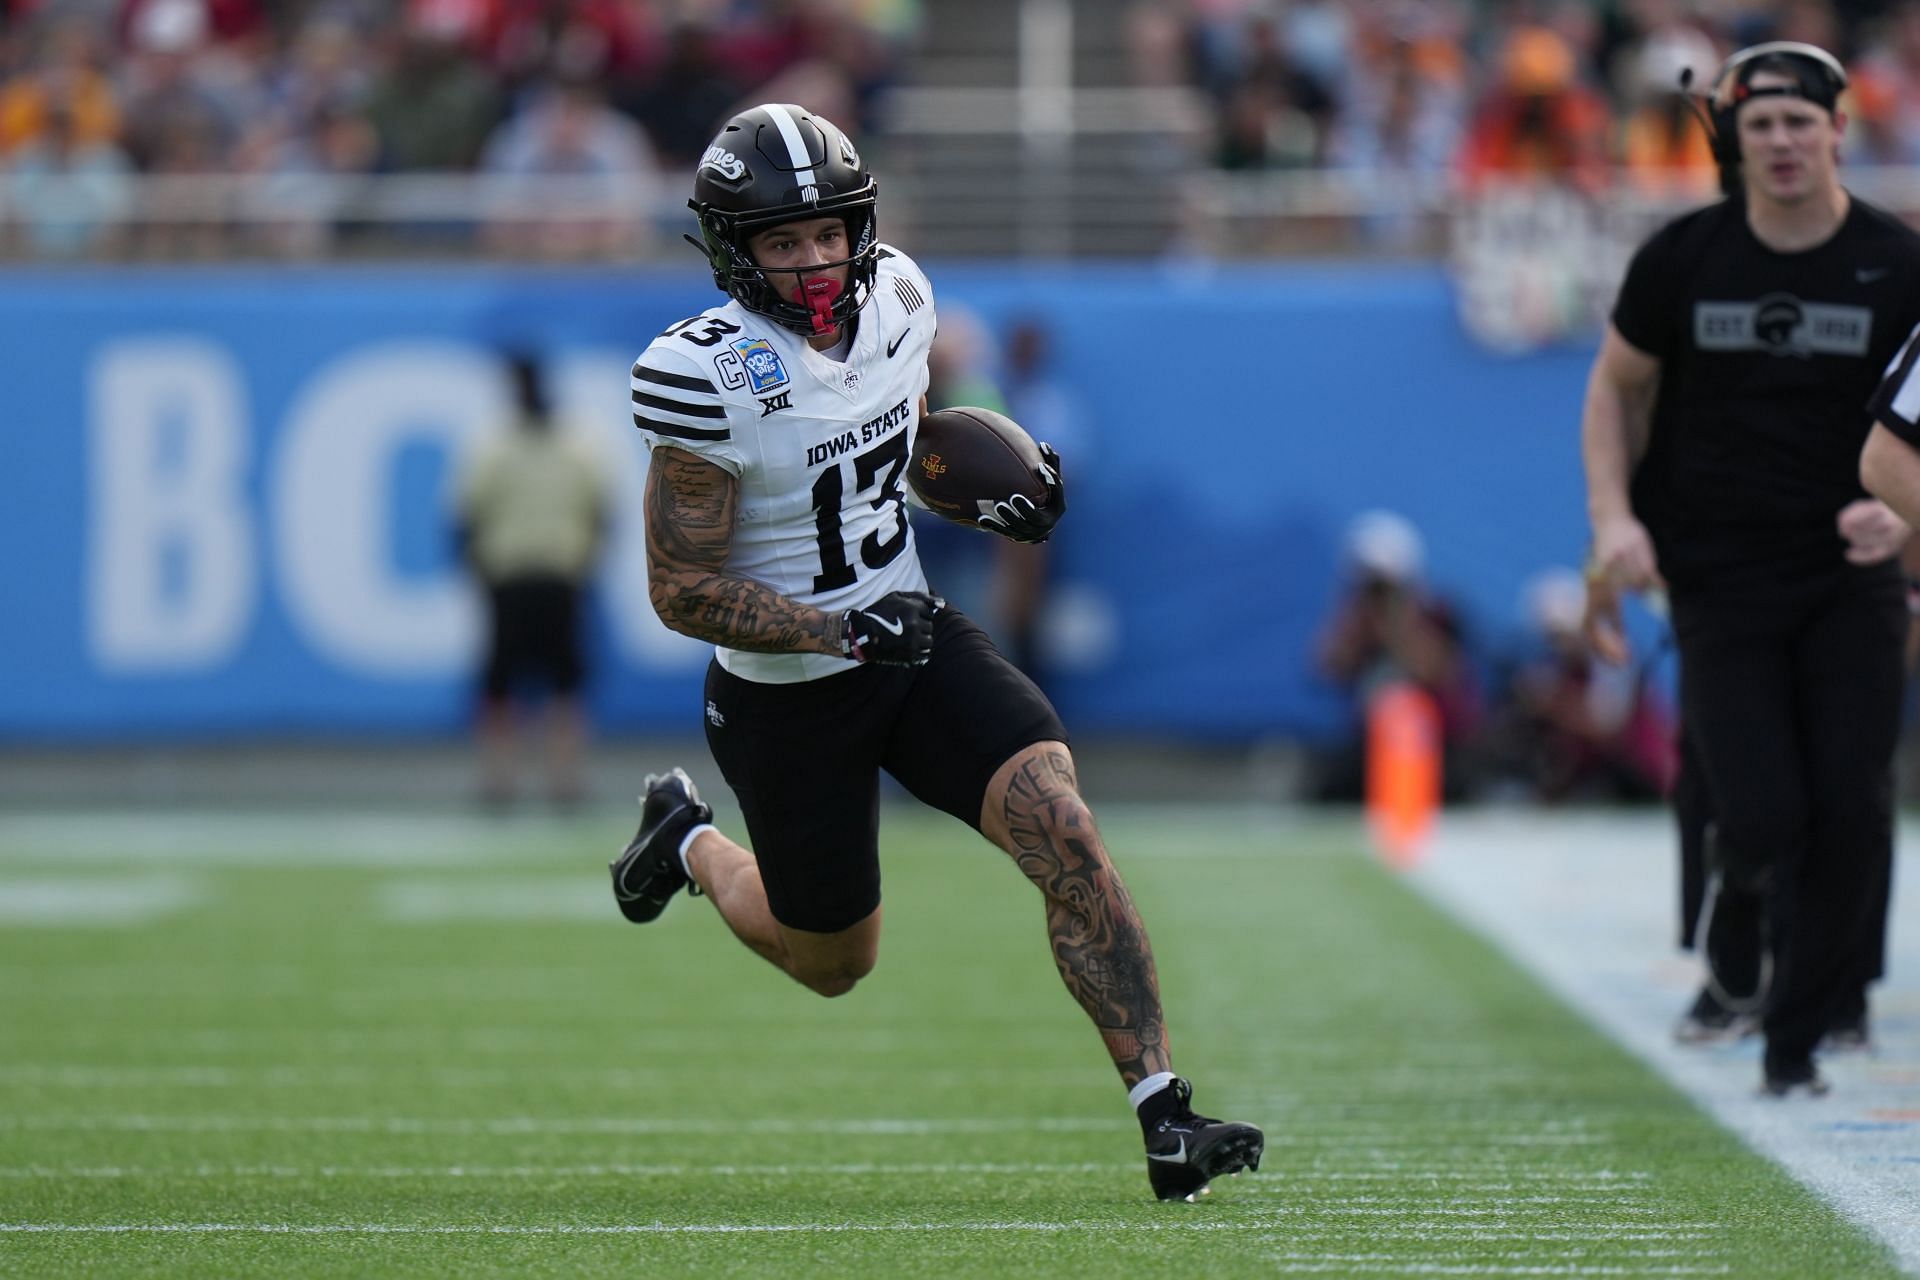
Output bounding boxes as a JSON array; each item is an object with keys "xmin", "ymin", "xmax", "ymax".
[{"xmin": 1582, "ymin": 42, "xmax": 1918, "ymax": 1096}]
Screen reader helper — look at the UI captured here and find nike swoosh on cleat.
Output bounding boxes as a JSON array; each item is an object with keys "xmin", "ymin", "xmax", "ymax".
[
  {"xmin": 1146, "ymin": 1136, "xmax": 1187, "ymax": 1164},
  {"xmin": 611, "ymin": 863, "xmax": 646, "ymax": 899},
  {"xmin": 886, "ymin": 330, "xmax": 910, "ymax": 357}
]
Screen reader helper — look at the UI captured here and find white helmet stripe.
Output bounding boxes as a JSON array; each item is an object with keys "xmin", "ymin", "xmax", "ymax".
[{"xmin": 764, "ymin": 105, "xmax": 818, "ymax": 192}]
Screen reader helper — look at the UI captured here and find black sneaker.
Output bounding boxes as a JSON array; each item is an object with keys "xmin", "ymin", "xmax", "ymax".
[
  {"xmin": 609, "ymin": 769, "xmax": 711, "ymax": 924},
  {"xmin": 1761, "ymin": 1053, "xmax": 1830, "ymax": 1099},
  {"xmin": 1142, "ymin": 1077, "xmax": 1264, "ymax": 1202},
  {"xmin": 1699, "ymin": 872, "xmax": 1770, "ymax": 1014},
  {"xmin": 1673, "ymin": 986, "xmax": 1758, "ymax": 1045}
]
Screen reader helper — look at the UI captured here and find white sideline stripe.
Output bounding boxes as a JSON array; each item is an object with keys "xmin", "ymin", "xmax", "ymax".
[
  {"xmin": 1410, "ymin": 813, "xmax": 1920, "ymax": 1276},
  {"xmin": 0, "ymin": 1114, "xmax": 1132, "ymax": 1135},
  {"xmin": 0, "ymin": 877, "xmax": 197, "ymax": 925}
]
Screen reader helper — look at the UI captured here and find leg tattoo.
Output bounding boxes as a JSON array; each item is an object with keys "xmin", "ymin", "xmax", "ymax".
[{"xmin": 1001, "ymin": 749, "xmax": 1170, "ymax": 1084}]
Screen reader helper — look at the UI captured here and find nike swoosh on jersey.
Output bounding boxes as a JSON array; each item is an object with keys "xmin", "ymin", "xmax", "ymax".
[
  {"xmin": 1146, "ymin": 1136, "xmax": 1188, "ymax": 1164},
  {"xmin": 1858, "ymin": 268, "xmax": 1890, "ymax": 283},
  {"xmin": 886, "ymin": 330, "xmax": 910, "ymax": 358}
]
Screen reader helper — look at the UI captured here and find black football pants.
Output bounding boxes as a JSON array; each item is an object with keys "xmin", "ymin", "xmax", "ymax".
[{"xmin": 1672, "ymin": 569, "xmax": 1904, "ymax": 1064}]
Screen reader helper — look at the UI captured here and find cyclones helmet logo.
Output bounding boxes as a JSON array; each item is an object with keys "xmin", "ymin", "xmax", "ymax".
[
  {"xmin": 919, "ymin": 454, "xmax": 948, "ymax": 481},
  {"xmin": 699, "ymin": 146, "xmax": 745, "ymax": 180}
]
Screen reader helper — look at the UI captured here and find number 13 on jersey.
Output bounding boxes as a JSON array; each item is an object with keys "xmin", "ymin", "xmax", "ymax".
[{"xmin": 810, "ymin": 432, "xmax": 910, "ymax": 592}]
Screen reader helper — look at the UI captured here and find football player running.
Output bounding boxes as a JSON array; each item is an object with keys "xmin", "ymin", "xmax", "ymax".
[{"xmin": 613, "ymin": 103, "xmax": 1262, "ymax": 1201}]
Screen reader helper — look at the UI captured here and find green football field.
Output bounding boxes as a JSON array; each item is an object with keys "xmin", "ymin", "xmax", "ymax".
[{"xmin": 0, "ymin": 805, "xmax": 1903, "ymax": 1278}]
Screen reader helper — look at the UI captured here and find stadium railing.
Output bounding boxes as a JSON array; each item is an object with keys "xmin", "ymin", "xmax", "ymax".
[{"xmin": 9, "ymin": 161, "xmax": 1920, "ymax": 264}]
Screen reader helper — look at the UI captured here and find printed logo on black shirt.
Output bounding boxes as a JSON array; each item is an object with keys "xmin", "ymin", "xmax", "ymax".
[{"xmin": 1694, "ymin": 293, "xmax": 1871, "ymax": 358}]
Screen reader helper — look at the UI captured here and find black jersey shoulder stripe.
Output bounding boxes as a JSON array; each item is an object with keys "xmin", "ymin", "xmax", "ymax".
[
  {"xmin": 893, "ymin": 277, "xmax": 926, "ymax": 314},
  {"xmin": 635, "ymin": 413, "xmax": 730, "ymax": 442},
  {"xmin": 635, "ymin": 364, "xmax": 719, "ymax": 395},
  {"xmin": 632, "ymin": 388, "xmax": 727, "ymax": 418}
]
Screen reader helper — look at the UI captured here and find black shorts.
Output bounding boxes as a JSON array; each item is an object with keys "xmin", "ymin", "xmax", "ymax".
[
  {"xmin": 702, "ymin": 607, "xmax": 1067, "ymax": 933},
  {"xmin": 482, "ymin": 575, "xmax": 584, "ymax": 698}
]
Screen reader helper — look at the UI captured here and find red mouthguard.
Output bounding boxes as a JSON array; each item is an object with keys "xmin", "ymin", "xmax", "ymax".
[{"xmin": 803, "ymin": 278, "xmax": 842, "ymax": 335}]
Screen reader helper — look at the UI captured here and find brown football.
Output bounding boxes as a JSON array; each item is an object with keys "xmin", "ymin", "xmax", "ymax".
[{"xmin": 909, "ymin": 406, "xmax": 1045, "ymax": 524}]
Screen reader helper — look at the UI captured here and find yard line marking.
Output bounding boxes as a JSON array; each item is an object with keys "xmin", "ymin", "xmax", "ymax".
[
  {"xmin": 0, "ymin": 877, "xmax": 199, "ymax": 926},
  {"xmin": 0, "ymin": 1228, "xmax": 1735, "ymax": 1258},
  {"xmin": 379, "ymin": 880, "xmax": 615, "ymax": 921},
  {"xmin": 1258, "ymin": 1265, "xmax": 1732, "ymax": 1277},
  {"xmin": 0, "ymin": 1162, "xmax": 1129, "ymax": 1179},
  {"xmin": 1260, "ymin": 1257, "xmax": 1731, "ymax": 1275},
  {"xmin": 0, "ymin": 1221, "xmax": 1278, "ymax": 1235},
  {"xmin": 0, "ymin": 1064, "xmax": 1100, "ymax": 1090},
  {"xmin": 0, "ymin": 815, "xmax": 557, "ymax": 867},
  {"xmin": 0, "ymin": 1226, "xmax": 1739, "ymax": 1270},
  {"xmin": 0, "ymin": 1166, "xmax": 1660, "ymax": 1198},
  {"xmin": 0, "ymin": 1114, "xmax": 1133, "ymax": 1136},
  {"xmin": 0, "ymin": 808, "xmax": 1336, "ymax": 867}
]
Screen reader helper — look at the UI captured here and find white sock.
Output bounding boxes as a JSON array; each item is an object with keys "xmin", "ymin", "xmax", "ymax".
[
  {"xmin": 1129, "ymin": 1071, "xmax": 1177, "ymax": 1112},
  {"xmin": 676, "ymin": 823, "xmax": 714, "ymax": 878}
]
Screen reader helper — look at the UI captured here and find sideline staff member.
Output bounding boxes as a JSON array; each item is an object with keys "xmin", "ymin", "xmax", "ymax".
[{"xmin": 1582, "ymin": 42, "xmax": 1918, "ymax": 1096}]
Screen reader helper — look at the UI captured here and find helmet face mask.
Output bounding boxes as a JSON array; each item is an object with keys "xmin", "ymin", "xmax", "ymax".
[{"xmin": 687, "ymin": 104, "xmax": 880, "ymax": 338}]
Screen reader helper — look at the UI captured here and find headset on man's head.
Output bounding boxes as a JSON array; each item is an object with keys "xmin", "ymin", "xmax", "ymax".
[{"xmin": 1679, "ymin": 41, "xmax": 1848, "ymax": 193}]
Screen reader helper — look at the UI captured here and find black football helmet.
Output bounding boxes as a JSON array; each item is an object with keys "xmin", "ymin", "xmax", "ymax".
[{"xmin": 686, "ymin": 104, "xmax": 880, "ymax": 338}]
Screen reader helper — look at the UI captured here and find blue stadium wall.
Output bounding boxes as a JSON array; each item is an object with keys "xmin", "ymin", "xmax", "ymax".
[{"xmin": 0, "ymin": 263, "xmax": 1601, "ymax": 743}]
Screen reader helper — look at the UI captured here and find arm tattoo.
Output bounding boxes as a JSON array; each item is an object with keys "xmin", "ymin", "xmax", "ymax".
[
  {"xmin": 1000, "ymin": 749, "xmax": 1170, "ymax": 1085},
  {"xmin": 645, "ymin": 449, "xmax": 836, "ymax": 654}
]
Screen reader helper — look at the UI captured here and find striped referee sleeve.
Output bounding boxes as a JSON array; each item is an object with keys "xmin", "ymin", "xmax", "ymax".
[
  {"xmin": 631, "ymin": 359, "xmax": 730, "ymax": 442},
  {"xmin": 1871, "ymin": 320, "xmax": 1920, "ymax": 445}
]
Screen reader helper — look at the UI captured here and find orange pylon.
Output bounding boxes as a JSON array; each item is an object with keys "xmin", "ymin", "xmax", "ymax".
[{"xmin": 1366, "ymin": 681, "xmax": 1441, "ymax": 868}]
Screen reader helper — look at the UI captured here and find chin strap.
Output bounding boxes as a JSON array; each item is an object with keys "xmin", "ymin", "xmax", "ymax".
[{"xmin": 802, "ymin": 278, "xmax": 842, "ymax": 335}]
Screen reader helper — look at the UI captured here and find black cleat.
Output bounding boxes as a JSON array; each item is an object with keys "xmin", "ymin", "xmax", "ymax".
[
  {"xmin": 609, "ymin": 768, "xmax": 712, "ymax": 924},
  {"xmin": 1699, "ymin": 871, "xmax": 1770, "ymax": 1014},
  {"xmin": 1142, "ymin": 1077, "xmax": 1264, "ymax": 1202},
  {"xmin": 1673, "ymin": 986, "xmax": 1759, "ymax": 1045}
]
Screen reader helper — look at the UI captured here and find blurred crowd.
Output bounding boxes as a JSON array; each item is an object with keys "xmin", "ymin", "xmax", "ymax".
[
  {"xmin": 1136, "ymin": 0, "xmax": 1920, "ymax": 199},
  {"xmin": 0, "ymin": 0, "xmax": 916, "ymax": 258},
  {"xmin": 1308, "ymin": 510, "xmax": 1681, "ymax": 807},
  {"xmin": 23, "ymin": 0, "xmax": 1920, "ymax": 261}
]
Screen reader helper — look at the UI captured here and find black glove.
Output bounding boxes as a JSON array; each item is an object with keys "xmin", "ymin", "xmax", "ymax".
[
  {"xmin": 841, "ymin": 591, "xmax": 944, "ymax": 665},
  {"xmin": 976, "ymin": 442, "xmax": 1066, "ymax": 544}
]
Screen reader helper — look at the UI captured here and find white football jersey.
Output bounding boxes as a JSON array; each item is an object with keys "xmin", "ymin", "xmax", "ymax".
[{"xmin": 632, "ymin": 245, "xmax": 937, "ymax": 683}]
